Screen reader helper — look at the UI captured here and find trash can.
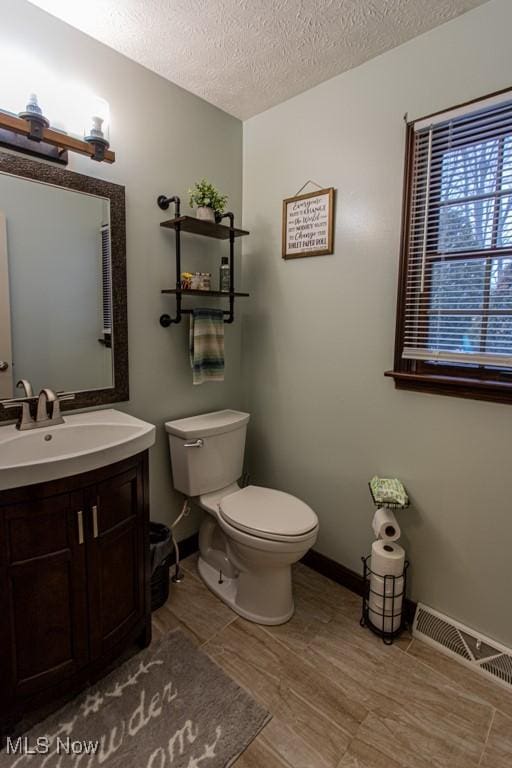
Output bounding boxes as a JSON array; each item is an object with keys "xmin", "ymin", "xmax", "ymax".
[{"xmin": 150, "ymin": 522, "xmax": 172, "ymax": 611}]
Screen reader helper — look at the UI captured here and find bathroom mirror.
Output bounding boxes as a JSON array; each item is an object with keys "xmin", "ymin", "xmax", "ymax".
[{"xmin": 0, "ymin": 152, "xmax": 128, "ymax": 418}]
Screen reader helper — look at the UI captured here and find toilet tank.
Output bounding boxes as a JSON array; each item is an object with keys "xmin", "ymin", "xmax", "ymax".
[{"xmin": 165, "ymin": 410, "xmax": 250, "ymax": 497}]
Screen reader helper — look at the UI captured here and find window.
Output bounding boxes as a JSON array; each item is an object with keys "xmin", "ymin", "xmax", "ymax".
[{"xmin": 387, "ymin": 91, "xmax": 512, "ymax": 404}]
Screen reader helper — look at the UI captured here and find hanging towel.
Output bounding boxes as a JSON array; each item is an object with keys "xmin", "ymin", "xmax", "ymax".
[{"xmin": 189, "ymin": 308, "xmax": 225, "ymax": 385}]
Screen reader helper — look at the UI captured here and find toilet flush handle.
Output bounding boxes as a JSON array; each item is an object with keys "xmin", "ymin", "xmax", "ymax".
[{"xmin": 184, "ymin": 439, "xmax": 204, "ymax": 448}]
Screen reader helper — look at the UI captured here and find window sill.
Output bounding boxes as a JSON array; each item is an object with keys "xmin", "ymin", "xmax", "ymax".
[{"xmin": 385, "ymin": 370, "xmax": 512, "ymax": 405}]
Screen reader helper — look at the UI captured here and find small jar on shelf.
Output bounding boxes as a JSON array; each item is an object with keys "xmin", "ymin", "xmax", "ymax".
[
  {"xmin": 189, "ymin": 272, "xmax": 212, "ymax": 290},
  {"xmin": 181, "ymin": 272, "xmax": 193, "ymax": 289}
]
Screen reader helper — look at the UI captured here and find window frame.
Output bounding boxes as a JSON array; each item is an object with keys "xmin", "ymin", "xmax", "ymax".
[{"xmin": 387, "ymin": 91, "xmax": 512, "ymax": 405}]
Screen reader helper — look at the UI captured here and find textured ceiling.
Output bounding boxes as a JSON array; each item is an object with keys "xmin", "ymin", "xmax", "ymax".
[{"xmin": 28, "ymin": 0, "xmax": 489, "ymax": 120}]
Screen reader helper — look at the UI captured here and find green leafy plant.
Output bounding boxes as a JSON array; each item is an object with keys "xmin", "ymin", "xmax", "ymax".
[{"xmin": 188, "ymin": 179, "xmax": 228, "ymax": 214}]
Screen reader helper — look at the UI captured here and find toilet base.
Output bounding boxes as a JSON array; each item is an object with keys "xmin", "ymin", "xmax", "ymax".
[{"xmin": 197, "ymin": 556, "xmax": 294, "ymax": 626}]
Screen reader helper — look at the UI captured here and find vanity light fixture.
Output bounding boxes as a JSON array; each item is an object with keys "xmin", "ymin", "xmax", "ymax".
[
  {"xmin": 0, "ymin": 94, "xmax": 115, "ymax": 164},
  {"xmin": 18, "ymin": 93, "xmax": 49, "ymax": 141},
  {"xmin": 84, "ymin": 115, "xmax": 110, "ymax": 162}
]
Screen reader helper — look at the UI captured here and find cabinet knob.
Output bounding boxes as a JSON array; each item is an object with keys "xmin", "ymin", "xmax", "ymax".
[{"xmin": 0, "ymin": 361, "xmax": 9, "ymax": 372}]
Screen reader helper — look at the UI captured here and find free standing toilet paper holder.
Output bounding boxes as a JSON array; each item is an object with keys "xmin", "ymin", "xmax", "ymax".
[{"xmin": 360, "ymin": 555, "xmax": 410, "ymax": 645}]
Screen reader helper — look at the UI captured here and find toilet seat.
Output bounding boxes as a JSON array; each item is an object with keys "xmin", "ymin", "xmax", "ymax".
[{"xmin": 219, "ymin": 485, "xmax": 318, "ymax": 542}]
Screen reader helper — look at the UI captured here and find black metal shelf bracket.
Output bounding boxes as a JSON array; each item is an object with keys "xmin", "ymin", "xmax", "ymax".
[
  {"xmin": 157, "ymin": 195, "xmax": 181, "ymax": 216},
  {"xmin": 157, "ymin": 195, "xmax": 182, "ymax": 325},
  {"xmin": 158, "ymin": 194, "xmax": 240, "ymax": 327},
  {"xmin": 218, "ymin": 211, "xmax": 235, "ymax": 324}
]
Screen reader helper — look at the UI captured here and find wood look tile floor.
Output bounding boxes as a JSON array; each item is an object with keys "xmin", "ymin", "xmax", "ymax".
[{"xmin": 152, "ymin": 556, "xmax": 512, "ymax": 768}]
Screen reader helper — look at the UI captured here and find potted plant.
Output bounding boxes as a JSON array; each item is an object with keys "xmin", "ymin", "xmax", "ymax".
[{"xmin": 188, "ymin": 179, "xmax": 228, "ymax": 223}]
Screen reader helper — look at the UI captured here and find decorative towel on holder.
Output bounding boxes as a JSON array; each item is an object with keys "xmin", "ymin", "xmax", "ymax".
[
  {"xmin": 189, "ymin": 308, "xmax": 225, "ymax": 385},
  {"xmin": 369, "ymin": 476, "xmax": 409, "ymax": 508}
]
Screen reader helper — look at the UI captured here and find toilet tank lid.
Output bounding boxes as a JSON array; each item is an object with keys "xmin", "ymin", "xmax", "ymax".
[{"xmin": 165, "ymin": 410, "xmax": 250, "ymax": 439}]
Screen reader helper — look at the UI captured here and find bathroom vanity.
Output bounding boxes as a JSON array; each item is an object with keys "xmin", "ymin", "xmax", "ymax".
[
  {"xmin": 0, "ymin": 409, "xmax": 155, "ymax": 733},
  {"xmin": 0, "ymin": 451, "xmax": 150, "ymax": 731}
]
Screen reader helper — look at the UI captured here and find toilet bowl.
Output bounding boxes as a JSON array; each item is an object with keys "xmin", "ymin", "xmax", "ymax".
[
  {"xmin": 165, "ymin": 410, "xmax": 319, "ymax": 625},
  {"xmin": 202, "ymin": 484, "xmax": 318, "ymax": 624}
]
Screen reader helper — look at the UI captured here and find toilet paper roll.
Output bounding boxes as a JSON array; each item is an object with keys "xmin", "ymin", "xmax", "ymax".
[
  {"xmin": 369, "ymin": 590, "xmax": 403, "ymax": 618},
  {"xmin": 368, "ymin": 607, "xmax": 402, "ymax": 634},
  {"xmin": 372, "ymin": 507, "xmax": 401, "ymax": 541},
  {"xmin": 370, "ymin": 539, "xmax": 405, "ymax": 578},
  {"xmin": 370, "ymin": 572, "xmax": 404, "ymax": 599}
]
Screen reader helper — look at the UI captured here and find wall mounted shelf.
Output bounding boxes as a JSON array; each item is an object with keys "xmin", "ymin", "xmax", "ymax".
[
  {"xmin": 160, "ymin": 215, "xmax": 249, "ymax": 240},
  {"xmin": 162, "ymin": 289, "xmax": 250, "ymax": 297},
  {"xmin": 157, "ymin": 195, "xmax": 250, "ymax": 327}
]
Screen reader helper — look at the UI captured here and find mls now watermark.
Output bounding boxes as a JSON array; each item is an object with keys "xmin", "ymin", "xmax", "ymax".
[{"xmin": 6, "ymin": 736, "xmax": 99, "ymax": 756}]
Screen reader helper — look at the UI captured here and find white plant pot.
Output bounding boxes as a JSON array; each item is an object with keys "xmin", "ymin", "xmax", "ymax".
[{"xmin": 196, "ymin": 206, "xmax": 216, "ymax": 223}]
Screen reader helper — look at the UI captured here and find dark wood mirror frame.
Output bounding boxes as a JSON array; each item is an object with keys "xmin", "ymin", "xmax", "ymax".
[{"xmin": 0, "ymin": 151, "xmax": 128, "ymax": 420}]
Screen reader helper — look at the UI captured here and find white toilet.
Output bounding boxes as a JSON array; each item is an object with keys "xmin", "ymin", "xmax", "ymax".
[{"xmin": 165, "ymin": 410, "xmax": 319, "ymax": 625}]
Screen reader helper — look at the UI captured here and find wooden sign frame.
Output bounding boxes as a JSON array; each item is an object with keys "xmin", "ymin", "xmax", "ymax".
[{"xmin": 282, "ymin": 187, "xmax": 334, "ymax": 260}]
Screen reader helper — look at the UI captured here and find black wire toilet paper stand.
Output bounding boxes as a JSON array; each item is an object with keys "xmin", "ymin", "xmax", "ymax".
[{"xmin": 360, "ymin": 556, "xmax": 410, "ymax": 645}]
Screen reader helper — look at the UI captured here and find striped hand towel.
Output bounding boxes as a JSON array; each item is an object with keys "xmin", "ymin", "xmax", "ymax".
[{"xmin": 189, "ymin": 308, "xmax": 225, "ymax": 385}]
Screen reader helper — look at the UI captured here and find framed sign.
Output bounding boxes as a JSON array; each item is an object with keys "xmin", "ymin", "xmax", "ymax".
[{"xmin": 282, "ymin": 187, "xmax": 334, "ymax": 260}]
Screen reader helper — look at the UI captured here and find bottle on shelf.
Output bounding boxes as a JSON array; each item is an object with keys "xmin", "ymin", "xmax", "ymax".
[{"xmin": 219, "ymin": 256, "xmax": 231, "ymax": 292}]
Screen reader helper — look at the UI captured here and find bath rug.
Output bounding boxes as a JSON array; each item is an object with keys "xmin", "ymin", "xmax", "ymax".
[{"xmin": 0, "ymin": 630, "xmax": 270, "ymax": 767}]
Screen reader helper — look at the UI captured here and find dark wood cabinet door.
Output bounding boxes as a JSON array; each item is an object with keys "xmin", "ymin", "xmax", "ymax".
[
  {"xmin": 0, "ymin": 491, "xmax": 89, "ymax": 700},
  {"xmin": 86, "ymin": 463, "xmax": 146, "ymax": 658}
]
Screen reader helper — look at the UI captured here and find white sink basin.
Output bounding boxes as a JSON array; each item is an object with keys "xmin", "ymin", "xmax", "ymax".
[{"xmin": 0, "ymin": 408, "xmax": 156, "ymax": 491}]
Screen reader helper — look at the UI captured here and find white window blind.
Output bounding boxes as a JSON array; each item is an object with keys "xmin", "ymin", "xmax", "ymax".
[{"xmin": 402, "ymin": 95, "xmax": 512, "ymax": 368}]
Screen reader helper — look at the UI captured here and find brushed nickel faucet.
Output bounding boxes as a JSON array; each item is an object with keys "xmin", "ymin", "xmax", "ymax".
[
  {"xmin": 1, "ymin": 383, "xmax": 75, "ymax": 430},
  {"xmin": 2, "ymin": 397, "xmax": 33, "ymax": 430},
  {"xmin": 36, "ymin": 388, "xmax": 63, "ymax": 426},
  {"xmin": 17, "ymin": 379, "xmax": 34, "ymax": 398}
]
